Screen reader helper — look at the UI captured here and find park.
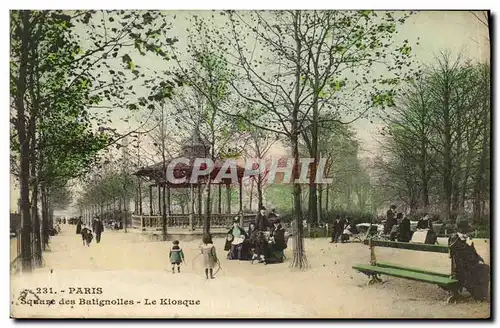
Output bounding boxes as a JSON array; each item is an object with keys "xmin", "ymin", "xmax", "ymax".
[{"xmin": 10, "ymin": 10, "xmax": 490, "ymax": 319}]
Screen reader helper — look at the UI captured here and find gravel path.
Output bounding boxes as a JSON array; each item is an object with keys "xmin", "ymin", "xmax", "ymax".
[{"xmin": 10, "ymin": 225, "xmax": 491, "ymax": 318}]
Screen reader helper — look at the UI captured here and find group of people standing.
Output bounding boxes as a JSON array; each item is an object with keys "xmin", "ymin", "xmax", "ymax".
[
  {"xmin": 76, "ymin": 216, "xmax": 104, "ymax": 247},
  {"xmin": 224, "ymin": 207, "xmax": 287, "ymax": 264},
  {"xmin": 330, "ymin": 217, "xmax": 358, "ymax": 243}
]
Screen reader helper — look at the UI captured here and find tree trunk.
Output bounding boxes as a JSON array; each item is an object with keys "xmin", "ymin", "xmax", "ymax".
[
  {"xmin": 29, "ymin": 134, "xmax": 42, "ymax": 266},
  {"xmin": 473, "ymin": 133, "xmax": 488, "ymax": 223},
  {"xmin": 291, "ymin": 10, "xmax": 307, "ymax": 269},
  {"xmin": 420, "ymin": 127, "xmax": 430, "ymax": 210},
  {"xmin": 307, "ymin": 98, "xmax": 319, "ymax": 226},
  {"xmin": 204, "ymin": 181, "xmax": 212, "ymax": 234},
  {"xmin": 325, "ymin": 185, "xmax": 329, "ymax": 215},
  {"xmin": 317, "ymin": 185, "xmax": 322, "ymax": 225},
  {"xmin": 218, "ymin": 184, "xmax": 222, "ymax": 213},
  {"xmin": 249, "ymin": 179, "xmax": 254, "ymax": 211},
  {"xmin": 16, "ymin": 10, "xmax": 33, "ymax": 273},
  {"xmin": 256, "ymin": 175, "xmax": 263, "ymax": 210},
  {"xmin": 162, "ymin": 184, "xmax": 167, "ymax": 241},
  {"xmin": 198, "ymin": 183, "xmax": 203, "ymax": 230},
  {"xmin": 31, "ymin": 186, "xmax": 42, "ymax": 266},
  {"xmin": 138, "ymin": 179, "xmax": 143, "ymax": 215},
  {"xmin": 41, "ymin": 187, "xmax": 49, "ymax": 250},
  {"xmin": 442, "ymin": 77, "xmax": 453, "ymax": 222},
  {"xmin": 226, "ymin": 184, "xmax": 231, "ymax": 213}
]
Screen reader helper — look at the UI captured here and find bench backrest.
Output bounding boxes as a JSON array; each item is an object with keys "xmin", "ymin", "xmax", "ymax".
[{"xmin": 363, "ymin": 239, "xmax": 449, "ymax": 254}]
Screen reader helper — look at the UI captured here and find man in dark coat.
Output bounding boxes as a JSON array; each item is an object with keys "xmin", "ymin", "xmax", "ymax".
[
  {"xmin": 330, "ymin": 217, "xmax": 342, "ymax": 243},
  {"xmin": 92, "ymin": 217, "xmax": 104, "ymax": 244},
  {"xmin": 255, "ymin": 206, "xmax": 269, "ymax": 231},
  {"xmin": 384, "ymin": 205, "xmax": 397, "ymax": 234},
  {"xmin": 449, "ymin": 220, "xmax": 489, "ymax": 301},
  {"xmin": 339, "ymin": 216, "xmax": 347, "ymax": 237}
]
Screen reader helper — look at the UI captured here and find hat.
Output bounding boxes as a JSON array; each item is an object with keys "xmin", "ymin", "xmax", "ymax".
[
  {"xmin": 261, "ymin": 206, "xmax": 267, "ymax": 211},
  {"xmin": 233, "ymin": 217, "xmax": 240, "ymax": 223},
  {"xmin": 390, "ymin": 205, "xmax": 397, "ymax": 209},
  {"xmin": 457, "ymin": 219, "xmax": 471, "ymax": 233},
  {"xmin": 172, "ymin": 240, "xmax": 179, "ymax": 245}
]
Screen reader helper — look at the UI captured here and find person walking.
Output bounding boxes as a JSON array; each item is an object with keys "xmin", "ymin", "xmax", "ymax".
[
  {"xmin": 76, "ymin": 217, "xmax": 83, "ymax": 235},
  {"xmin": 92, "ymin": 217, "xmax": 104, "ymax": 244},
  {"xmin": 330, "ymin": 217, "xmax": 342, "ymax": 243},
  {"xmin": 169, "ymin": 240, "xmax": 185, "ymax": 273},
  {"xmin": 81, "ymin": 225, "xmax": 93, "ymax": 247}
]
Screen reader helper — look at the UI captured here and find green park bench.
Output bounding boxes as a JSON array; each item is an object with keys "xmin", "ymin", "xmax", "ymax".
[{"xmin": 352, "ymin": 238, "xmax": 462, "ymax": 303}]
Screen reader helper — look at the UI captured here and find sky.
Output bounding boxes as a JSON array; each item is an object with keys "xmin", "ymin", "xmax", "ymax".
[{"xmin": 9, "ymin": 10, "xmax": 490, "ymax": 214}]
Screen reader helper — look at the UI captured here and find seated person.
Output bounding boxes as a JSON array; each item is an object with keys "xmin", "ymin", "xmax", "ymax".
[
  {"xmin": 224, "ymin": 217, "xmax": 248, "ymax": 260},
  {"xmin": 389, "ymin": 213, "xmax": 403, "ymax": 241},
  {"xmin": 340, "ymin": 218, "xmax": 356, "ymax": 243},
  {"xmin": 414, "ymin": 213, "xmax": 436, "ymax": 244},
  {"xmin": 245, "ymin": 222, "xmax": 257, "ymax": 254},
  {"xmin": 449, "ymin": 220, "xmax": 489, "ymax": 301},
  {"xmin": 397, "ymin": 213, "xmax": 412, "ymax": 242},
  {"xmin": 416, "ymin": 213, "xmax": 433, "ymax": 230},
  {"xmin": 247, "ymin": 222, "xmax": 257, "ymax": 241},
  {"xmin": 265, "ymin": 219, "xmax": 286, "ymax": 264}
]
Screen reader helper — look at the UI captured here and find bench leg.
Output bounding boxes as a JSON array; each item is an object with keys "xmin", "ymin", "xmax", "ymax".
[
  {"xmin": 367, "ymin": 274, "xmax": 383, "ymax": 285},
  {"xmin": 441, "ymin": 285, "xmax": 465, "ymax": 304}
]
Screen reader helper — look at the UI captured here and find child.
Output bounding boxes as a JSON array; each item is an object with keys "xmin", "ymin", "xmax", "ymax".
[
  {"xmin": 81, "ymin": 225, "xmax": 93, "ymax": 247},
  {"xmin": 169, "ymin": 240, "xmax": 185, "ymax": 273},
  {"xmin": 200, "ymin": 233, "xmax": 218, "ymax": 279}
]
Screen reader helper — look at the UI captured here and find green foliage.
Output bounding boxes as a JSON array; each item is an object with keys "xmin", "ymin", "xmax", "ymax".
[
  {"xmin": 265, "ymin": 185, "xmax": 294, "ymax": 211},
  {"xmin": 10, "ymin": 10, "xmax": 182, "ymax": 225},
  {"xmin": 79, "ymin": 167, "xmax": 135, "ymax": 208},
  {"xmin": 49, "ymin": 185, "xmax": 73, "ymax": 210}
]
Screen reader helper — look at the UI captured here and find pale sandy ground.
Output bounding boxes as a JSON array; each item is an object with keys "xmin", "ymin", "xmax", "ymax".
[{"xmin": 11, "ymin": 225, "xmax": 491, "ymax": 319}]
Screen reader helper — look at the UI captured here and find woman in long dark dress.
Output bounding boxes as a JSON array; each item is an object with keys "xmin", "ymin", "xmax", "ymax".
[
  {"xmin": 449, "ymin": 220, "xmax": 489, "ymax": 301},
  {"xmin": 397, "ymin": 213, "xmax": 412, "ymax": 242},
  {"xmin": 76, "ymin": 217, "xmax": 82, "ymax": 234},
  {"xmin": 265, "ymin": 219, "xmax": 286, "ymax": 264}
]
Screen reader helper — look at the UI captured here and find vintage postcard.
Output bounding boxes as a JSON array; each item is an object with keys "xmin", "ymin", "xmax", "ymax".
[{"xmin": 10, "ymin": 9, "xmax": 491, "ymax": 319}]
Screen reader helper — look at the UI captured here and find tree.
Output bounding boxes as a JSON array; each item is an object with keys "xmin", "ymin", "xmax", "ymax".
[
  {"xmin": 376, "ymin": 54, "xmax": 490, "ymax": 222},
  {"xmin": 10, "ymin": 10, "xmax": 180, "ymax": 270},
  {"xmin": 170, "ymin": 19, "xmax": 247, "ymax": 233},
  {"xmin": 240, "ymin": 125, "xmax": 278, "ymax": 211},
  {"xmin": 196, "ymin": 10, "xmax": 415, "ymax": 269}
]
